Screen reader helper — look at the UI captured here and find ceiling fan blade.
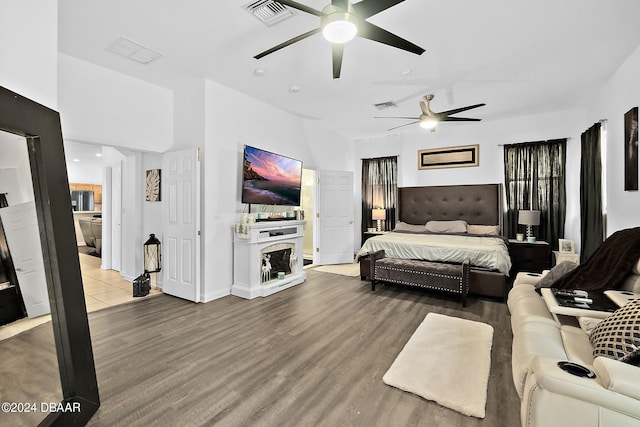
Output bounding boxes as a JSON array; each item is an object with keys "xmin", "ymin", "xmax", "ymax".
[
  {"xmin": 254, "ymin": 28, "xmax": 321, "ymax": 59},
  {"xmin": 437, "ymin": 103, "xmax": 486, "ymax": 116},
  {"xmin": 332, "ymin": 44, "xmax": 344, "ymax": 79},
  {"xmin": 440, "ymin": 117, "xmax": 482, "ymax": 122},
  {"xmin": 419, "ymin": 100, "xmax": 428, "ymax": 115},
  {"xmin": 276, "ymin": 0, "xmax": 325, "ymax": 17},
  {"xmin": 358, "ymin": 21, "xmax": 425, "ymax": 55},
  {"xmin": 386, "ymin": 121, "xmax": 419, "ymax": 131},
  {"xmin": 331, "ymin": 0, "xmax": 349, "ymax": 11},
  {"xmin": 352, "ymin": 0, "xmax": 405, "ymax": 18},
  {"xmin": 374, "ymin": 116, "xmax": 419, "ymax": 120}
]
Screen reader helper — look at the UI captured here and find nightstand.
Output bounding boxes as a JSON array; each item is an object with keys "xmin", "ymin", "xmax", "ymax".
[
  {"xmin": 363, "ymin": 231, "xmax": 386, "ymax": 243},
  {"xmin": 509, "ymin": 239, "xmax": 551, "ymax": 275},
  {"xmin": 553, "ymin": 251, "xmax": 580, "ymax": 266}
]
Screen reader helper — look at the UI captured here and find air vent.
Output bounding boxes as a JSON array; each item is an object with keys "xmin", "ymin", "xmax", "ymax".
[
  {"xmin": 106, "ymin": 37, "xmax": 162, "ymax": 64},
  {"xmin": 243, "ymin": 0, "xmax": 295, "ymax": 26},
  {"xmin": 374, "ymin": 101, "xmax": 398, "ymax": 110}
]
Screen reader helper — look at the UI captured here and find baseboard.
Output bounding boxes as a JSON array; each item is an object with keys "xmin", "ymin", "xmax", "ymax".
[{"xmin": 201, "ymin": 288, "xmax": 231, "ymax": 303}]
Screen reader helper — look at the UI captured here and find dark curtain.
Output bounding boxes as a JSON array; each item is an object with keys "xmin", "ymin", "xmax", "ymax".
[
  {"xmin": 580, "ymin": 122, "xmax": 603, "ymax": 262},
  {"xmin": 504, "ymin": 144, "xmax": 532, "ymax": 238},
  {"xmin": 504, "ymin": 139, "xmax": 567, "ymax": 248},
  {"xmin": 361, "ymin": 156, "xmax": 398, "ymax": 233}
]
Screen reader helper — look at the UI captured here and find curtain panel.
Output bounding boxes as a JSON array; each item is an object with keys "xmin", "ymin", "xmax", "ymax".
[
  {"xmin": 504, "ymin": 139, "xmax": 567, "ymax": 249},
  {"xmin": 580, "ymin": 122, "xmax": 603, "ymax": 262},
  {"xmin": 361, "ymin": 156, "xmax": 398, "ymax": 234}
]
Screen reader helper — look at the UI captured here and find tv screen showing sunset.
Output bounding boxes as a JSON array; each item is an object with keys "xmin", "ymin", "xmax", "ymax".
[{"xmin": 242, "ymin": 146, "xmax": 302, "ymax": 206}]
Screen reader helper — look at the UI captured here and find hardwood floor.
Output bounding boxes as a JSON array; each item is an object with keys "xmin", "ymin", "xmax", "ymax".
[{"xmin": 0, "ymin": 269, "xmax": 520, "ymax": 427}]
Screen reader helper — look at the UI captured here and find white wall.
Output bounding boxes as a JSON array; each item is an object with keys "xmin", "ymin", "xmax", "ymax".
[
  {"xmin": 586, "ymin": 44, "xmax": 640, "ymax": 235},
  {"xmin": 0, "ymin": 0, "xmax": 57, "ymax": 109},
  {"xmin": 352, "ymin": 108, "xmax": 585, "ymax": 249},
  {"xmin": 58, "ymin": 54, "xmax": 173, "ymax": 151},
  {"xmin": 202, "ymin": 79, "xmax": 323, "ymax": 301}
]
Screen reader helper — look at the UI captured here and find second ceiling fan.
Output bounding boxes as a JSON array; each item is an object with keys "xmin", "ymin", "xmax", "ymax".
[
  {"xmin": 254, "ymin": 0, "xmax": 425, "ymax": 78},
  {"xmin": 375, "ymin": 94, "xmax": 486, "ymax": 132}
]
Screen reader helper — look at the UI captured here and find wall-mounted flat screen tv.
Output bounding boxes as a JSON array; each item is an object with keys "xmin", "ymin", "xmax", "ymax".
[{"xmin": 241, "ymin": 145, "xmax": 303, "ymax": 206}]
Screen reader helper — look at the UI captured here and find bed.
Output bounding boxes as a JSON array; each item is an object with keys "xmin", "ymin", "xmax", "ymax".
[{"xmin": 358, "ymin": 183, "xmax": 511, "ymax": 299}]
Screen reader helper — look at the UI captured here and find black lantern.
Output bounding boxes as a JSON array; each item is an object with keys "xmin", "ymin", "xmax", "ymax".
[{"xmin": 143, "ymin": 233, "xmax": 162, "ymax": 273}]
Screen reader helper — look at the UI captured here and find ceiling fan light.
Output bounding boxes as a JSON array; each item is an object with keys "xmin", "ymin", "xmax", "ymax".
[
  {"xmin": 322, "ymin": 13, "xmax": 358, "ymax": 44},
  {"xmin": 419, "ymin": 117, "xmax": 438, "ymax": 130}
]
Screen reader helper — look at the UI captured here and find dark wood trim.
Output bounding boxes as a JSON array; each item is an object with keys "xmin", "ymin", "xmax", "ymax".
[{"xmin": 0, "ymin": 86, "xmax": 99, "ymax": 425}]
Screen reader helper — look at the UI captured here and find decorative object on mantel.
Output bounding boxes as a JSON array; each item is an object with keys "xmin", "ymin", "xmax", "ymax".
[
  {"xmin": 261, "ymin": 254, "xmax": 272, "ymax": 283},
  {"xmin": 418, "ymin": 144, "xmax": 479, "ymax": 170},
  {"xmin": 624, "ymin": 106, "xmax": 638, "ymax": 191},
  {"xmin": 145, "ymin": 169, "xmax": 161, "ymax": 201}
]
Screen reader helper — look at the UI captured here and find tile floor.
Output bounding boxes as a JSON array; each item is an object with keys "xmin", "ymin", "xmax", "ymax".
[{"xmin": 0, "ymin": 251, "xmax": 160, "ymax": 341}]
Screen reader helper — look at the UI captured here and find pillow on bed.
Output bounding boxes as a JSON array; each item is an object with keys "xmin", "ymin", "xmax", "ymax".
[
  {"xmin": 425, "ymin": 220, "xmax": 468, "ymax": 233},
  {"xmin": 467, "ymin": 225, "xmax": 500, "ymax": 236},
  {"xmin": 393, "ymin": 222, "xmax": 428, "ymax": 233}
]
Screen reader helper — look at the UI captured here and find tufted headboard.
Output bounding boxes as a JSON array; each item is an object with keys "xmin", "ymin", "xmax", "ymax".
[{"xmin": 398, "ymin": 184, "xmax": 504, "ymax": 233}]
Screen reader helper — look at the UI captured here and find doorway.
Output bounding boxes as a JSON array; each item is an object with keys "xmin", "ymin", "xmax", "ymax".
[{"xmin": 301, "ymin": 168, "xmax": 315, "ymax": 265}]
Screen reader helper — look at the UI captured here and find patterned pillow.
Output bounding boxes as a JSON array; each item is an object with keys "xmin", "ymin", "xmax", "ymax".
[{"xmin": 589, "ymin": 300, "xmax": 640, "ymax": 365}]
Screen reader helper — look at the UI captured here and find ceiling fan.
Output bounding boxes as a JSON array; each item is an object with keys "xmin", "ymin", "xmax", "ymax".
[
  {"xmin": 254, "ymin": 0, "xmax": 425, "ymax": 79},
  {"xmin": 375, "ymin": 94, "xmax": 486, "ymax": 132}
]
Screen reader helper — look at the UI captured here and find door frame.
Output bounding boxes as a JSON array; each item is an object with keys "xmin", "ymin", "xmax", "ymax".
[{"xmin": 0, "ymin": 85, "xmax": 100, "ymax": 424}]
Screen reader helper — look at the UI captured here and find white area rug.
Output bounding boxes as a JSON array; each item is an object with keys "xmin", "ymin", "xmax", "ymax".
[
  {"xmin": 313, "ymin": 263, "xmax": 360, "ymax": 277},
  {"xmin": 383, "ymin": 313, "xmax": 494, "ymax": 418}
]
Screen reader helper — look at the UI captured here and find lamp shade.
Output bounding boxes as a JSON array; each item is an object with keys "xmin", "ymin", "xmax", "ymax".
[
  {"xmin": 372, "ymin": 208, "xmax": 386, "ymax": 220},
  {"xmin": 518, "ymin": 210, "xmax": 540, "ymax": 226}
]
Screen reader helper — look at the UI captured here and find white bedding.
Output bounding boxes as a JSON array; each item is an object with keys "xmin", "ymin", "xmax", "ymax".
[{"xmin": 357, "ymin": 232, "xmax": 512, "ymax": 276}]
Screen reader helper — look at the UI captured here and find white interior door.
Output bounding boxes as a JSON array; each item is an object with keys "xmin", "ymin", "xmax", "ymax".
[
  {"xmin": 111, "ymin": 162, "xmax": 122, "ymax": 272},
  {"xmin": 162, "ymin": 148, "xmax": 201, "ymax": 302},
  {"xmin": 0, "ymin": 201, "xmax": 49, "ymax": 317},
  {"xmin": 315, "ymin": 170, "xmax": 354, "ymax": 265}
]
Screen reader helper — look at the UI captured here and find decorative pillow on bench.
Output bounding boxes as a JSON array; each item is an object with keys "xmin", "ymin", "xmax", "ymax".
[{"xmin": 589, "ymin": 300, "xmax": 640, "ymax": 366}]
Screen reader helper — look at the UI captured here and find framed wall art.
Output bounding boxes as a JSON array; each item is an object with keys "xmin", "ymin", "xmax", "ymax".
[
  {"xmin": 418, "ymin": 144, "xmax": 479, "ymax": 170},
  {"xmin": 625, "ymin": 107, "xmax": 638, "ymax": 191},
  {"xmin": 146, "ymin": 169, "xmax": 161, "ymax": 201},
  {"xmin": 558, "ymin": 238, "xmax": 575, "ymax": 253}
]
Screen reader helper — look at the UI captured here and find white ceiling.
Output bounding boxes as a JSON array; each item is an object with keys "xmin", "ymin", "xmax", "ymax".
[{"xmin": 58, "ymin": 0, "xmax": 640, "ymax": 140}]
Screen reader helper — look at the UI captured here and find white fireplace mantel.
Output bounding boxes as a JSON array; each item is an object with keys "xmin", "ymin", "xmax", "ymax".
[{"xmin": 232, "ymin": 220, "xmax": 307, "ymax": 299}]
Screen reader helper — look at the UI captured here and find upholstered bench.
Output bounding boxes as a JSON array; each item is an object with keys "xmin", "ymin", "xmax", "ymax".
[{"xmin": 369, "ymin": 250, "xmax": 471, "ymax": 306}]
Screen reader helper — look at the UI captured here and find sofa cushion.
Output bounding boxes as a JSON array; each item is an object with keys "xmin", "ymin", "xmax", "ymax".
[
  {"xmin": 589, "ymin": 300, "xmax": 640, "ymax": 365},
  {"xmin": 560, "ymin": 325, "xmax": 595, "ymax": 367},
  {"xmin": 508, "ymin": 284, "xmax": 557, "ymax": 334},
  {"xmin": 511, "ymin": 321, "xmax": 565, "ymax": 398}
]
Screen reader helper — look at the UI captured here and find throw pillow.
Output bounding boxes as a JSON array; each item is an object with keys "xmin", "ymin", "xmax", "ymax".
[
  {"xmin": 393, "ymin": 222, "xmax": 428, "ymax": 233},
  {"xmin": 425, "ymin": 220, "xmax": 468, "ymax": 233},
  {"xmin": 467, "ymin": 224, "xmax": 500, "ymax": 236},
  {"xmin": 535, "ymin": 261, "xmax": 579, "ymax": 289},
  {"xmin": 590, "ymin": 300, "xmax": 640, "ymax": 365}
]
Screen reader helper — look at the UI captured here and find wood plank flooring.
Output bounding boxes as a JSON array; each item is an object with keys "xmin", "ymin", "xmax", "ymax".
[{"xmin": 0, "ymin": 269, "xmax": 520, "ymax": 427}]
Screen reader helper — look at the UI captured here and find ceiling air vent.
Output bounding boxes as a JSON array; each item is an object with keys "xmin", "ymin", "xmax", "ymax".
[{"xmin": 243, "ymin": 0, "xmax": 295, "ymax": 26}]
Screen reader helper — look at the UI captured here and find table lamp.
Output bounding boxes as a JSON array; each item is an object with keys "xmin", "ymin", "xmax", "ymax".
[
  {"xmin": 518, "ymin": 210, "xmax": 540, "ymax": 242},
  {"xmin": 372, "ymin": 208, "xmax": 386, "ymax": 232}
]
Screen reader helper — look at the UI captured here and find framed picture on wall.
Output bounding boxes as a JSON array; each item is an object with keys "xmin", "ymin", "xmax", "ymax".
[
  {"xmin": 145, "ymin": 169, "xmax": 161, "ymax": 201},
  {"xmin": 624, "ymin": 107, "xmax": 638, "ymax": 191},
  {"xmin": 418, "ymin": 144, "xmax": 479, "ymax": 170}
]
